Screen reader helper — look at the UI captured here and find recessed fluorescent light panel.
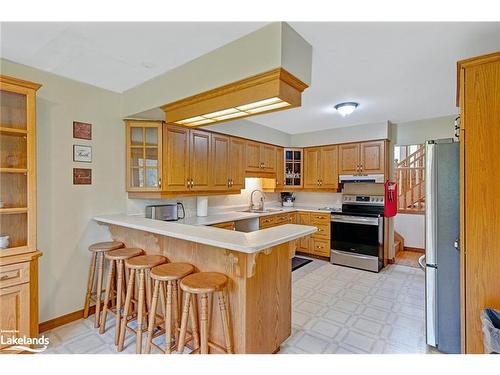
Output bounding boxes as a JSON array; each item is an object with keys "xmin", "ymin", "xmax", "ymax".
[{"xmin": 174, "ymin": 97, "xmax": 291, "ymax": 126}]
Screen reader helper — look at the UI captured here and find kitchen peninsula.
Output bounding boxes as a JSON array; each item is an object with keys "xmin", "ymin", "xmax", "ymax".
[{"xmin": 94, "ymin": 213, "xmax": 317, "ymax": 353}]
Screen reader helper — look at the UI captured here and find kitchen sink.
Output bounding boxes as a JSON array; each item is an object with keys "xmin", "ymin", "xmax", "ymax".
[{"xmin": 239, "ymin": 208, "xmax": 283, "ymax": 213}]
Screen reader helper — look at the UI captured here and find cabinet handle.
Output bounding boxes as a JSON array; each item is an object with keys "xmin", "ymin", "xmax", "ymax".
[{"xmin": 158, "ymin": 178, "xmax": 162, "ymax": 188}]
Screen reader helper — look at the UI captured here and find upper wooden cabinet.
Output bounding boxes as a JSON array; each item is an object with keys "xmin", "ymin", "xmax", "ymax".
[
  {"xmin": 304, "ymin": 145, "xmax": 339, "ymax": 190},
  {"xmin": 339, "ymin": 140, "xmax": 385, "ymax": 175},
  {"xmin": 126, "ymin": 120, "xmax": 163, "ymax": 192},
  {"xmin": 275, "ymin": 147, "xmax": 285, "ymax": 188},
  {"xmin": 244, "ymin": 140, "xmax": 276, "ymax": 175},
  {"xmin": 189, "ymin": 129, "xmax": 211, "ymax": 191},
  {"xmin": 163, "ymin": 124, "xmax": 190, "ymax": 191},
  {"xmin": 229, "ymin": 137, "xmax": 246, "ymax": 190}
]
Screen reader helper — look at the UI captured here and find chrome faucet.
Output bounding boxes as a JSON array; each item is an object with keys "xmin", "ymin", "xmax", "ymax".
[{"xmin": 250, "ymin": 189, "xmax": 265, "ymax": 211}]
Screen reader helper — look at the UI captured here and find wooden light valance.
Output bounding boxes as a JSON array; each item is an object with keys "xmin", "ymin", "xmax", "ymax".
[{"xmin": 161, "ymin": 68, "xmax": 308, "ymax": 127}]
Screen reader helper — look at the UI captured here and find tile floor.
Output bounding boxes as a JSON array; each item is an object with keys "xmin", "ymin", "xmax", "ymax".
[{"xmin": 41, "ymin": 260, "xmax": 434, "ymax": 354}]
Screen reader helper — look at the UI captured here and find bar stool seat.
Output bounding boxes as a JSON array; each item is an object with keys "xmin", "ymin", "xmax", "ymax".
[
  {"xmin": 180, "ymin": 272, "xmax": 228, "ymax": 294},
  {"xmin": 83, "ymin": 241, "xmax": 124, "ymax": 328},
  {"xmin": 89, "ymin": 241, "xmax": 124, "ymax": 252},
  {"xmin": 99, "ymin": 248, "xmax": 144, "ymax": 341},
  {"xmin": 126, "ymin": 255, "xmax": 166, "ymax": 269},
  {"xmin": 118, "ymin": 254, "xmax": 167, "ymax": 353},
  {"xmin": 144, "ymin": 263, "xmax": 195, "ymax": 354},
  {"xmin": 177, "ymin": 272, "xmax": 233, "ymax": 354}
]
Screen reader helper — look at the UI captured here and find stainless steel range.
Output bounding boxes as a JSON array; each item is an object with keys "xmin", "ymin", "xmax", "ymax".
[{"xmin": 323, "ymin": 195, "xmax": 384, "ymax": 272}]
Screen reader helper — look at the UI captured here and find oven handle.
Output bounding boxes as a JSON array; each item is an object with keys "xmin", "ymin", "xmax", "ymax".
[
  {"xmin": 331, "ymin": 215, "xmax": 380, "ymax": 226},
  {"xmin": 331, "ymin": 249, "xmax": 378, "ymax": 260}
]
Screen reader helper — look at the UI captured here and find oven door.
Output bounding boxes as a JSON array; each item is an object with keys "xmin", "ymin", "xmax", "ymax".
[{"xmin": 330, "ymin": 215, "xmax": 383, "ymax": 258}]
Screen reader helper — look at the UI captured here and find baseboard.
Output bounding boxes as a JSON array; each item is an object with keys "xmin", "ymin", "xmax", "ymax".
[
  {"xmin": 39, "ymin": 305, "xmax": 96, "ymax": 333},
  {"xmin": 403, "ymin": 246, "xmax": 425, "ymax": 253},
  {"xmin": 387, "ymin": 258, "xmax": 395, "ymax": 264}
]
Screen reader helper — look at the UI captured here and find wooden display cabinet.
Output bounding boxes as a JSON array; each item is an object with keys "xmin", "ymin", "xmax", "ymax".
[
  {"xmin": 0, "ymin": 75, "xmax": 42, "ymax": 353},
  {"xmin": 284, "ymin": 148, "xmax": 303, "ymax": 189}
]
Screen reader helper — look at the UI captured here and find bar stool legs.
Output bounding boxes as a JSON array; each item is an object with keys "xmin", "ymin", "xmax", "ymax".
[
  {"xmin": 118, "ymin": 268, "xmax": 136, "ymax": 352},
  {"xmin": 83, "ymin": 252, "xmax": 97, "ymax": 319}
]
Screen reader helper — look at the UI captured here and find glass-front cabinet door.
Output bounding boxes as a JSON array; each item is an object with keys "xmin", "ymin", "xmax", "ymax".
[
  {"xmin": 0, "ymin": 76, "xmax": 40, "ymax": 256},
  {"xmin": 284, "ymin": 148, "xmax": 303, "ymax": 189},
  {"xmin": 126, "ymin": 120, "xmax": 163, "ymax": 191}
]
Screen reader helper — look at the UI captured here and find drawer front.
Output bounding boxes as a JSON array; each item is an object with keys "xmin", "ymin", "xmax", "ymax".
[
  {"xmin": 274, "ymin": 213, "xmax": 290, "ymax": 225},
  {"xmin": 211, "ymin": 221, "xmax": 235, "ymax": 230},
  {"xmin": 297, "ymin": 212, "xmax": 311, "ymax": 225},
  {"xmin": 0, "ymin": 262, "xmax": 30, "ymax": 288},
  {"xmin": 311, "ymin": 212, "xmax": 330, "ymax": 225},
  {"xmin": 312, "ymin": 223, "xmax": 330, "ymax": 240},
  {"xmin": 288, "ymin": 212, "xmax": 297, "ymax": 224},
  {"xmin": 259, "ymin": 215, "xmax": 276, "ymax": 228},
  {"xmin": 311, "ymin": 238, "xmax": 330, "ymax": 257}
]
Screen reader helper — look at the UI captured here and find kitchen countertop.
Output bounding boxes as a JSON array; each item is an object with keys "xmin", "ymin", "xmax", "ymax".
[{"xmin": 94, "ymin": 213, "xmax": 318, "ymax": 254}]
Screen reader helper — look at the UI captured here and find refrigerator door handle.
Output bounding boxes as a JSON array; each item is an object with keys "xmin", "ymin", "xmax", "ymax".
[{"xmin": 425, "ymin": 141, "xmax": 437, "ymax": 265}]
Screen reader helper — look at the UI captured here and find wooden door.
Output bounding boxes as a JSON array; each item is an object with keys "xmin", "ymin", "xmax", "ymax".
[
  {"xmin": 320, "ymin": 145, "xmax": 338, "ymax": 189},
  {"xmin": 163, "ymin": 124, "xmax": 190, "ymax": 191},
  {"xmin": 245, "ymin": 140, "xmax": 262, "ymax": 172},
  {"xmin": 338, "ymin": 143, "xmax": 360, "ymax": 174},
  {"xmin": 211, "ymin": 133, "xmax": 230, "ymax": 190},
  {"xmin": 303, "ymin": 147, "xmax": 321, "ymax": 188},
  {"xmin": 0, "ymin": 283, "xmax": 30, "ymax": 350},
  {"xmin": 360, "ymin": 140, "xmax": 385, "ymax": 174},
  {"xmin": 229, "ymin": 137, "xmax": 246, "ymax": 190},
  {"xmin": 461, "ymin": 56, "xmax": 500, "ymax": 353},
  {"xmin": 126, "ymin": 121, "xmax": 163, "ymax": 192},
  {"xmin": 261, "ymin": 144, "xmax": 276, "ymax": 173},
  {"xmin": 189, "ymin": 129, "xmax": 211, "ymax": 191},
  {"xmin": 275, "ymin": 147, "xmax": 285, "ymax": 188},
  {"xmin": 311, "ymin": 238, "xmax": 330, "ymax": 257}
]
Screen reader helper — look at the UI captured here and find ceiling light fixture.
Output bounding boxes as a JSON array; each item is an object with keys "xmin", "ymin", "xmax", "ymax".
[{"xmin": 334, "ymin": 102, "xmax": 359, "ymax": 117}]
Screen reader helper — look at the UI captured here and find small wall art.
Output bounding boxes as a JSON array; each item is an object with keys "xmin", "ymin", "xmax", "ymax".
[
  {"xmin": 73, "ymin": 121, "xmax": 92, "ymax": 140},
  {"xmin": 73, "ymin": 145, "xmax": 92, "ymax": 163},
  {"xmin": 73, "ymin": 168, "xmax": 92, "ymax": 185}
]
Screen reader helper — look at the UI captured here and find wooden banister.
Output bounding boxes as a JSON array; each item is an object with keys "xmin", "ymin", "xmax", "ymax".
[{"xmin": 395, "ymin": 144, "xmax": 425, "ymax": 213}]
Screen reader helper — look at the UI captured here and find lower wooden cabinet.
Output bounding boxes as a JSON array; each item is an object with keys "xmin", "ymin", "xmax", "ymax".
[
  {"xmin": 0, "ymin": 252, "xmax": 41, "ymax": 352},
  {"xmin": 296, "ymin": 211, "xmax": 331, "ymax": 258},
  {"xmin": 310, "ymin": 238, "xmax": 330, "ymax": 257}
]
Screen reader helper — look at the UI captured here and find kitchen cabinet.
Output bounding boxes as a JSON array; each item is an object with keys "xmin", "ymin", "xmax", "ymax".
[
  {"xmin": 163, "ymin": 124, "xmax": 190, "ymax": 191},
  {"xmin": 189, "ymin": 129, "xmax": 211, "ymax": 191},
  {"xmin": 297, "ymin": 212, "xmax": 311, "ymax": 252},
  {"xmin": 296, "ymin": 211, "xmax": 331, "ymax": 257},
  {"xmin": 284, "ymin": 148, "xmax": 303, "ymax": 189},
  {"xmin": 0, "ymin": 75, "xmax": 42, "ymax": 352},
  {"xmin": 275, "ymin": 147, "xmax": 285, "ymax": 188},
  {"xmin": 229, "ymin": 137, "xmax": 246, "ymax": 190},
  {"xmin": 339, "ymin": 140, "xmax": 385, "ymax": 175},
  {"xmin": 304, "ymin": 146, "xmax": 339, "ymax": 190},
  {"xmin": 457, "ymin": 52, "xmax": 500, "ymax": 353},
  {"xmin": 310, "ymin": 238, "xmax": 330, "ymax": 257},
  {"xmin": 245, "ymin": 140, "xmax": 276, "ymax": 174},
  {"xmin": 210, "ymin": 221, "xmax": 236, "ymax": 230},
  {"xmin": 126, "ymin": 120, "xmax": 163, "ymax": 191},
  {"xmin": 211, "ymin": 133, "xmax": 230, "ymax": 190}
]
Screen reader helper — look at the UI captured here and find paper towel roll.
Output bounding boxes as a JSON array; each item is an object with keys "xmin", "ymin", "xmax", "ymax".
[{"xmin": 196, "ymin": 196, "xmax": 208, "ymax": 217}]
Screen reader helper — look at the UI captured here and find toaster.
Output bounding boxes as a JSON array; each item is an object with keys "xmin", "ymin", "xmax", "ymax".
[{"xmin": 145, "ymin": 203, "xmax": 185, "ymax": 221}]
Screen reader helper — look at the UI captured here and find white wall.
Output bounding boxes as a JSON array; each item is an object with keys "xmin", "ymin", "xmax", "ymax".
[
  {"xmin": 206, "ymin": 119, "xmax": 291, "ymax": 146},
  {"xmin": 1, "ymin": 59, "xmax": 126, "ymax": 322},
  {"xmin": 394, "ymin": 115, "xmax": 456, "ymax": 145},
  {"xmin": 394, "ymin": 213, "xmax": 425, "ymax": 249},
  {"xmin": 290, "ymin": 121, "xmax": 389, "ymax": 147}
]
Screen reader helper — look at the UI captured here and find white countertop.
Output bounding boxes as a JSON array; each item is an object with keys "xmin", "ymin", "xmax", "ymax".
[{"xmin": 94, "ymin": 214, "xmax": 318, "ymax": 254}]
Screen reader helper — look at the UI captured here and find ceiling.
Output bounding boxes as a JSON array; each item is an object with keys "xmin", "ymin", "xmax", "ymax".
[{"xmin": 1, "ymin": 22, "xmax": 499, "ymax": 134}]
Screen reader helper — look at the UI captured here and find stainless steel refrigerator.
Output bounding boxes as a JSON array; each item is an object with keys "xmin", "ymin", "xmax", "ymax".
[{"xmin": 425, "ymin": 138, "xmax": 461, "ymax": 354}]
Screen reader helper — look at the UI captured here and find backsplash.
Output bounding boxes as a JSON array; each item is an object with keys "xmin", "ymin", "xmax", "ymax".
[{"xmin": 126, "ymin": 178, "xmax": 280, "ymax": 217}]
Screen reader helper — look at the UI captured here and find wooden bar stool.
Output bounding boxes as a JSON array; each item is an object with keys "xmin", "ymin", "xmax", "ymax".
[
  {"xmin": 83, "ymin": 241, "xmax": 124, "ymax": 328},
  {"xmin": 144, "ymin": 263, "xmax": 195, "ymax": 354},
  {"xmin": 99, "ymin": 247, "xmax": 144, "ymax": 344},
  {"xmin": 177, "ymin": 272, "xmax": 233, "ymax": 354},
  {"xmin": 118, "ymin": 254, "xmax": 167, "ymax": 353}
]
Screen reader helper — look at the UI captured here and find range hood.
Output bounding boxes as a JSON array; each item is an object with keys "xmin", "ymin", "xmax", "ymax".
[
  {"xmin": 339, "ymin": 174, "xmax": 385, "ymax": 183},
  {"xmin": 161, "ymin": 68, "xmax": 308, "ymax": 127}
]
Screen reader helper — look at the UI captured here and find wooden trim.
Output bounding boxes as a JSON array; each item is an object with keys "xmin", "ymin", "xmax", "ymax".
[
  {"xmin": 397, "ymin": 209, "xmax": 425, "ymax": 215},
  {"xmin": 403, "ymin": 246, "xmax": 425, "ymax": 253},
  {"xmin": 127, "ymin": 190, "xmax": 242, "ymax": 199},
  {"xmin": 387, "ymin": 258, "xmax": 395, "ymax": 264},
  {"xmin": 0, "ymin": 75, "xmax": 42, "ymax": 91},
  {"xmin": 39, "ymin": 305, "xmax": 98, "ymax": 333}
]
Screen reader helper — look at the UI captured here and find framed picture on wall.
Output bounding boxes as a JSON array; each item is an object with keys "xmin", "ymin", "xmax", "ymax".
[
  {"xmin": 73, "ymin": 121, "xmax": 92, "ymax": 140},
  {"xmin": 73, "ymin": 168, "xmax": 92, "ymax": 185},
  {"xmin": 73, "ymin": 145, "xmax": 92, "ymax": 163}
]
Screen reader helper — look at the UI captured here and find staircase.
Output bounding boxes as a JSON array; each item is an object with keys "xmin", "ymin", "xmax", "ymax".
[{"xmin": 394, "ymin": 144, "xmax": 426, "ymax": 213}]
